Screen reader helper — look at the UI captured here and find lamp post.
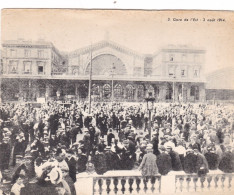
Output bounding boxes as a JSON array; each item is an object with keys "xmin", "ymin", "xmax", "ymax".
[
  {"xmin": 111, "ymin": 63, "xmax": 115, "ymax": 105},
  {"xmin": 172, "ymin": 75, "xmax": 176, "ymax": 103},
  {"xmin": 145, "ymin": 96, "xmax": 155, "ymax": 141}
]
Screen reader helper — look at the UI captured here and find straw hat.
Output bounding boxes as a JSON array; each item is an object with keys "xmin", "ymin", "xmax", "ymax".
[{"xmin": 47, "ymin": 167, "xmax": 63, "ymax": 185}]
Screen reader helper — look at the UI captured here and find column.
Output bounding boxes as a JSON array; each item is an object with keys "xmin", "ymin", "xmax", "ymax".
[
  {"xmin": 75, "ymin": 83, "xmax": 79, "ymax": 98},
  {"xmin": 187, "ymin": 84, "xmax": 191, "ymax": 102},
  {"xmin": 199, "ymin": 84, "xmax": 206, "ymax": 102},
  {"xmin": 134, "ymin": 84, "xmax": 138, "ymax": 101},
  {"xmin": 174, "ymin": 83, "xmax": 178, "ymax": 102},
  {"xmin": 19, "ymin": 80, "xmax": 23, "ymax": 101},
  {"xmin": 182, "ymin": 83, "xmax": 184, "ymax": 103}
]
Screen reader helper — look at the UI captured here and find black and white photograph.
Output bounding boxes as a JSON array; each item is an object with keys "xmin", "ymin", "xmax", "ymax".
[{"xmin": 0, "ymin": 9, "xmax": 234, "ymax": 194}]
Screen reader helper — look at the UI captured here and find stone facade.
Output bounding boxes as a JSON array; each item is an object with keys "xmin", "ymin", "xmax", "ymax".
[{"xmin": 1, "ymin": 40, "xmax": 206, "ymax": 102}]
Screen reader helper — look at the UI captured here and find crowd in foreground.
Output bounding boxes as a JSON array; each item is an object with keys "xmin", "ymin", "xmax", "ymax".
[{"xmin": 0, "ymin": 100, "xmax": 234, "ymax": 195}]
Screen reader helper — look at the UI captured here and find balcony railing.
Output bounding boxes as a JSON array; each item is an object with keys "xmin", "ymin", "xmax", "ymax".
[
  {"xmin": 93, "ymin": 175, "xmax": 161, "ymax": 195},
  {"xmin": 175, "ymin": 172, "xmax": 234, "ymax": 193},
  {"xmin": 75, "ymin": 170, "xmax": 234, "ymax": 195}
]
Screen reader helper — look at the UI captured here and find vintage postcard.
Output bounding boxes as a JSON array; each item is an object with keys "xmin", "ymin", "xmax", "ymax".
[{"xmin": 0, "ymin": 9, "xmax": 233, "ymax": 195}]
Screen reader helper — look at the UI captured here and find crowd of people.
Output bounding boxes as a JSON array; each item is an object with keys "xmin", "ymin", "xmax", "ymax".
[{"xmin": 0, "ymin": 100, "xmax": 234, "ymax": 194}]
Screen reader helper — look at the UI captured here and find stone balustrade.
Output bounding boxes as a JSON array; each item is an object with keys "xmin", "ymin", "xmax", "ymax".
[
  {"xmin": 1, "ymin": 170, "xmax": 233, "ymax": 194},
  {"xmin": 175, "ymin": 172, "xmax": 234, "ymax": 194},
  {"xmin": 93, "ymin": 175, "xmax": 161, "ymax": 195}
]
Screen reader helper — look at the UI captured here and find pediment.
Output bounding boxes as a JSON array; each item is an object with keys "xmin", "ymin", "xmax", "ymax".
[{"xmin": 68, "ymin": 40, "xmax": 144, "ymax": 59}]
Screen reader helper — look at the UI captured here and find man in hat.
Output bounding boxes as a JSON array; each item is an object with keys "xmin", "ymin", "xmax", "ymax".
[
  {"xmin": 13, "ymin": 132, "xmax": 27, "ymax": 166},
  {"xmin": 165, "ymin": 144, "xmax": 182, "ymax": 171},
  {"xmin": 204, "ymin": 144, "xmax": 219, "ymax": 170},
  {"xmin": 82, "ymin": 128, "xmax": 91, "ymax": 156},
  {"xmin": 65, "ymin": 149, "xmax": 77, "ymax": 183},
  {"xmin": 77, "ymin": 148, "xmax": 88, "ymax": 173},
  {"xmin": 92, "ymin": 144, "xmax": 107, "ymax": 175},
  {"xmin": 157, "ymin": 145, "xmax": 172, "ymax": 175},
  {"xmin": 107, "ymin": 129, "xmax": 115, "ymax": 146},
  {"xmin": 183, "ymin": 146, "xmax": 198, "ymax": 174},
  {"xmin": 0, "ymin": 137, "xmax": 11, "ymax": 170},
  {"xmin": 120, "ymin": 139, "xmax": 135, "ymax": 170},
  {"xmin": 218, "ymin": 145, "xmax": 234, "ymax": 173}
]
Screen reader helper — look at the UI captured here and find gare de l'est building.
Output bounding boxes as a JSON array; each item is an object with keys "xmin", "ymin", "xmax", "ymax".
[{"xmin": 1, "ymin": 39, "xmax": 206, "ymax": 103}]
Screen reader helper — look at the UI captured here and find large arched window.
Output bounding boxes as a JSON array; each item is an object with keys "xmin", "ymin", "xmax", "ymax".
[
  {"xmin": 103, "ymin": 84, "xmax": 111, "ymax": 99},
  {"xmin": 79, "ymin": 84, "xmax": 88, "ymax": 99},
  {"xmin": 190, "ymin": 85, "xmax": 199, "ymax": 100},
  {"xmin": 114, "ymin": 84, "xmax": 123, "ymax": 98},
  {"xmin": 126, "ymin": 84, "xmax": 135, "ymax": 100},
  {"xmin": 154, "ymin": 86, "xmax": 159, "ymax": 99},
  {"xmin": 92, "ymin": 84, "xmax": 100, "ymax": 96},
  {"xmin": 147, "ymin": 85, "xmax": 154, "ymax": 97},
  {"xmin": 85, "ymin": 54, "xmax": 127, "ymax": 76},
  {"xmin": 137, "ymin": 85, "xmax": 144, "ymax": 99}
]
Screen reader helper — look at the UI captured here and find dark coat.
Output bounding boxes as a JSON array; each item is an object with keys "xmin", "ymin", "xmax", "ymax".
[
  {"xmin": 218, "ymin": 151, "xmax": 234, "ymax": 173},
  {"xmin": 66, "ymin": 157, "xmax": 77, "ymax": 182},
  {"xmin": 105, "ymin": 150, "xmax": 120, "ymax": 170},
  {"xmin": 169, "ymin": 150, "xmax": 183, "ymax": 171},
  {"xmin": 92, "ymin": 152, "xmax": 107, "ymax": 175},
  {"xmin": 77, "ymin": 154, "xmax": 88, "ymax": 173},
  {"xmin": 120, "ymin": 149, "xmax": 135, "ymax": 170},
  {"xmin": 205, "ymin": 152, "xmax": 220, "ymax": 170},
  {"xmin": 156, "ymin": 152, "xmax": 172, "ymax": 175},
  {"xmin": 107, "ymin": 133, "xmax": 115, "ymax": 146},
  {"xmin": 184, "ymin": 152, "xmax": 198, "ymax": 173},
  {"xmin": 0, "ymin": 142, "xmax": 11, "ymax": 170}
]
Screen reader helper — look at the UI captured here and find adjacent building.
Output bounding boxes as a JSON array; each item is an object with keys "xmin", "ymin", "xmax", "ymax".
[{"xmin": 1, "ymin": 39, "xmax": 206, "ymax": 103}]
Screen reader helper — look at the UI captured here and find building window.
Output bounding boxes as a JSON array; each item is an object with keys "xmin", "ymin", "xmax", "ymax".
[
  {"xmin": 166, "ymin": 83, "xmax": 173, "ymax": 100},
  {"xmin": 190, "ymin": 86, "xmax": 199, "ymax": 100},
  {"xmin": 103, "ymin": 84, "xmax": 111, "ymax": 99},
  {"xmin": 38, "ymin": 50, "xmax": 44, "ymax": 58},
  {"xmin": 114, "ymin": 84, "xmax": 123, "ymax": 98},
  {"xmin": 126, "ymin": 84, "xmax": 135, "ymax": 100},
  {"xmin": 10, "ymin": 49, "xmax": 17, "ymax": 57},
  {"xmin": 194, "ymin": 68, "xmax": 200, "ymax": 77},
  {"xmin": 181, "ymin": 69, "xmax": 185, "ymax": 77},
  {"xmin": 38, "ymin": 66, "xmax": 44, "ymax": 74},
  {"xmin": 24, "ymin": 49, "xmax": 31, "ymax": 57},
  {"xmin": 8, "ymin": 60, "xmax": 18, "ymax": 73},
  {"xmin": 168, "ymin": 65, "xmax": 175, "ymax": 76},
  {"xmin": 37, "ymin": 61, "xmax": 44, "ymax": 74},
  {"xmin": 23, "ymin": 61, "xmax": 32, "ymax": 73},
  {"xmin": 169, "ymin": 54, "xmax": 174, "ymax": 61},
  {"xmin": 137, "ymin": 85, "xmax": 144, "ymax": 99},
  {"xmin": 92, "ymin": 84, "xmax": 100, "ymax": 96}
]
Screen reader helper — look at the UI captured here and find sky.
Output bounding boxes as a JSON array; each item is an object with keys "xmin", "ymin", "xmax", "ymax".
[{"xmin": 1, "ymin": 9, "xmax": 234, "ymax": 73}]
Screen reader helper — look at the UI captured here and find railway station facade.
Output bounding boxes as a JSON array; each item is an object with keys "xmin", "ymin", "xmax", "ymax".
[{"xmin": 1, "ymin": 39, "xmax": 206, "ymax": 103}]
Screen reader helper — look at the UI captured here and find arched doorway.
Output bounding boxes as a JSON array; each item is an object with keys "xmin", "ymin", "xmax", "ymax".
[
  {"xmin": 166, "ymin": 83, "xmax": 173, "ymax": 100},
  {"xmin": 114, "ymin": 84, "xmax": 123, "ymax": 99},
  {"xmin": 92, "ymin": 84, "xmax": 100, "ymax": 101},
  {"xmin": 85, "ymin": 54, "xmax": 127, "ymax": 76},
  {"xmin": 126, "ymin": 84, "xmax": 135, "ymax": 100},
  {"xmin": 190, "ymin": 85, "xmax": 200, "ymax": 101},
  {"xmin": 154, "ymin": 86, "xmax": 159, "ymax": 100},
  {"xmin": 137, "ymin": 84, "xmax": 144, "ymax": 99},
  {"xmin": 78, "ymin": 84, "xmax": 88, "ymax": 99},
  {"xmin": 103, "ymin": 84, "xmax": 111, "ymax": 99}
]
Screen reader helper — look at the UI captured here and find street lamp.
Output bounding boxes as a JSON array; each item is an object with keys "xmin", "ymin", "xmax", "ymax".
[
  {"xmin": 145, "ymin": 95, "xmax": 155, "ymax": 141},
  {"xmin": 172, "ymin": 75, "xmax": 176, "ymax": 103},
  {"xmin": 110, "ymin": 63, "xmax": 116, "ymax": 105}
]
